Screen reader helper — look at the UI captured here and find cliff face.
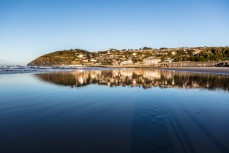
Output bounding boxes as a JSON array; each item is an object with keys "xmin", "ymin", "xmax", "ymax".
[{"xmin": 27, "ymin": 49, "xmax": 91, "ymax": 66}]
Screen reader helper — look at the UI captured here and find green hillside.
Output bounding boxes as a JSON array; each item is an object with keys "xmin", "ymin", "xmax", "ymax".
[
  {"xmin": 28, "ymin": 47, "xmax": 229, "ymax": 66},
  {"xmin": 28, "ymin": 49, "xmax": 91, "ymax": 66}
]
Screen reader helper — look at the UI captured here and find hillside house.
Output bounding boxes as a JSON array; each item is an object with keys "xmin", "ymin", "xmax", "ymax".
[
  {"xmin": 120, "ymin": 59, "xmax": 133, "ymax": 65},
  {"xmin": 143, "ymin": 58, "xmax": 161, "ymax": 65},
  {"xmin": 193, "ymin": 49, "xmax": 203, "ymax": 55}
]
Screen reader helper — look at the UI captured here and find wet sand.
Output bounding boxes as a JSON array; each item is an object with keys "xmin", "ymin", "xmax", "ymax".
[
  {"xmin": 1, "ymin": 67, "xmax": 229, "ymax": 75},
  {"xmin": 162, "ymin": 67, "xmax": 229, "ymax": 75}
]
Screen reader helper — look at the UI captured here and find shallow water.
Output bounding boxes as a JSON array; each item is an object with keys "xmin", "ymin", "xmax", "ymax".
[{"xmin": 0, "ymin": 68, "xmax": 229, "ymax": 153}]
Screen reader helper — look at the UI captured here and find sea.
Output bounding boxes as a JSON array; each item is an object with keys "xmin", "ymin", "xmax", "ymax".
[{"xmin": 0, "ymin": 66, "xmax": 229, "ymax": 153}]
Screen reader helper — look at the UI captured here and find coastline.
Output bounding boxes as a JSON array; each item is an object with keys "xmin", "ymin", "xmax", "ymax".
[
  {"xmin": 103, "ymin": 65, "xmax": 229, "ymax": 75},
  {"xmin": 1, "ymin": 66, "xmax": 229, "ymax": 75},
  {"xmin": 160, "ymin": 67, "xmax": 229, "ymax": 75}
]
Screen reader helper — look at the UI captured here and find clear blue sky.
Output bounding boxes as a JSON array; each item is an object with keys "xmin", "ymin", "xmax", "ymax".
[{"xmin": 0, "ymin": 0, "xmax": 229, "ymax": 65}]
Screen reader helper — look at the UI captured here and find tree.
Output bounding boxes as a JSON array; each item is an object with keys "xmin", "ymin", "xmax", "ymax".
[
  {"xmin": 143, "ymin": 47, "xmax": 152, "ymax": 50},
  {"xmin": 160, "ymin": 47, "xmax": 168, "ymax": 50}
]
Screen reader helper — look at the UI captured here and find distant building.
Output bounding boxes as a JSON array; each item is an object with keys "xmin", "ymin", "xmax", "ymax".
[
  {"xmin": 120, "ymin": 59, "xmax": 133, "ymax": 65},
  {"xmin": 143, "ymin": 58, "xmax": 161, "ymax": 65},
  {"xmin": 164, "ymin": 59, "xmax": 173, "ymax": 63},
  {"xmin": 193, "ymin": 49, "xmax": 203, "ymax": 55},
  {"xmin": 90, "ymin": 59, "xmax": 97, "ymax": 62},
  {"xmin": 171, "ymin": 51, "xmax": 176, "ymax": 55},
  {"xmin": 78, "ymin": 54, "xmax": 84, "ymax": 58},
  {"xmin": 82, "ymin": 59, "xmax": 89, "ymax": 63}
]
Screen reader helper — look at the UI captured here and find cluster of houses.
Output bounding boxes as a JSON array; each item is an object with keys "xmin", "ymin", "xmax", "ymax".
[
  {"xmin": 62, "ymin": 47, "xmax": 204, "ymax": 66},
  {"xmin": 72, "ymin": 48, "xmax": 186, "ymax": 66}
]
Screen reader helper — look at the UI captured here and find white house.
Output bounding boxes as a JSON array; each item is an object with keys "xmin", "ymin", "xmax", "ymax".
[
  {"xmin": 78, "ymin": 54, "xmax": 84, "ymax": 58},
  {"xmin": 143, "ymin": 58, "xmax": 161, "ymax": 65},
  {"xmin": 120, "ymin": 59, "xmax": 133, "ymax": 65}
]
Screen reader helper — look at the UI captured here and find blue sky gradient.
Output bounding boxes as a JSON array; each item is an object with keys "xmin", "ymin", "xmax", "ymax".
[{"xmin": 0, "ymin": 0, "xmax": 229, "ymax": 65}]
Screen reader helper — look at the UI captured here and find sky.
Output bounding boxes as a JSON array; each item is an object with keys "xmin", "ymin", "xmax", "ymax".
[{"xmin": 0, "ymin": 0, "xmax": 229, "ymax": 65}]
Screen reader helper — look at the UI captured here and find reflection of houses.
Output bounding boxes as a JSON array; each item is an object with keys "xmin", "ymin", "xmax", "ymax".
[
  {"xmin": 143, "ymin": 58, "xmax": 161, "ymax": 65},
  {"xmin": 35, "ymin": 69, "xmax": 229, "ymax": 91},
  {"xmin": 120, "ymin": 70, "xmax": 133, "ymax": 77},
  {"xmin": 78, "ymin": 76, "xmax": 84, "ymax": 84},
  {"xmin": 142, "ymin": 71, "xmax": 160, "ymax": 79}
]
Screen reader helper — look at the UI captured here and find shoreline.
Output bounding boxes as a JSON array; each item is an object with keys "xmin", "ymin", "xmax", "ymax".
[
  {"xmin": 100, "ymin": 65, "xmax": 229, "ymax": 75},
  {"xmin": 160, "ymin": 67, "xmax": 229, "ymax": 75},
  {"xmin": 1, "ymin": 66, "xmax": 229, "ymax": 75}
]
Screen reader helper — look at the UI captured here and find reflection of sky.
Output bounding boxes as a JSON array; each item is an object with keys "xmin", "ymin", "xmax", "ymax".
[
  {"xmin": 1, "ymin": 0, "xmax": 229, "ymax": 65},
  {"xmin": 0, "ymin": 72, "xmax": 229, "ymax": 152}
]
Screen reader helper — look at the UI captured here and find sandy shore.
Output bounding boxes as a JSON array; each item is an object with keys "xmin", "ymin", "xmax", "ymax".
[
  {"xmin": 162, "ymin": 67, "xmax": 229, "ymax": 75},
  {"xmin": 1, "ymin": 66, "xmax": 229, "ymax": 75}
]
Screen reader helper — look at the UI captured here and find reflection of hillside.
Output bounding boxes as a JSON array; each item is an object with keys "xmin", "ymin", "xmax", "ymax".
[{"xmin": 35, "ymin": 69, "xmax": 229, "ymax": 91}]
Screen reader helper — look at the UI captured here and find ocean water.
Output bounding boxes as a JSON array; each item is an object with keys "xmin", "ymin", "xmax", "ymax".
[{"xmin": 0, "ymin": 68, "xmax": 229, "ymax": 153}]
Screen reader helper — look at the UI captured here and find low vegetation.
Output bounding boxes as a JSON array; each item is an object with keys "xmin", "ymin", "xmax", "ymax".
[{"xmin": 28, "ymin": 47, "xmax": 229, "ymax": 66}]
